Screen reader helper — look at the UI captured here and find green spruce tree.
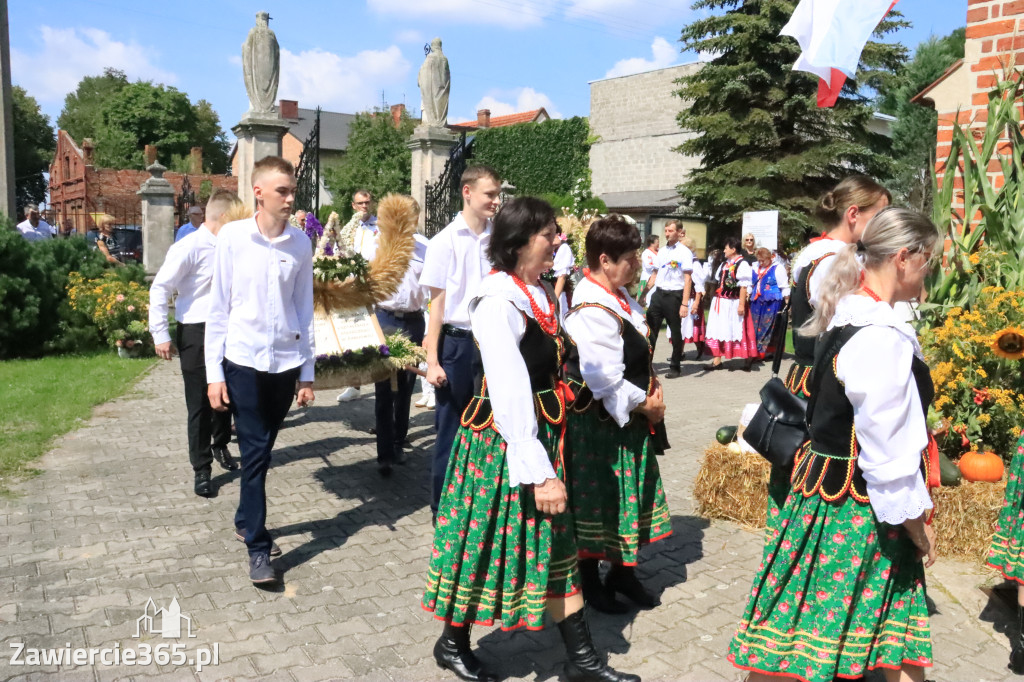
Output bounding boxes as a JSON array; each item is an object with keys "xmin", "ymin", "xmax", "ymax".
[{"xmin": 677, "ymin": 0, "xmax": 908, "ymax": 247}]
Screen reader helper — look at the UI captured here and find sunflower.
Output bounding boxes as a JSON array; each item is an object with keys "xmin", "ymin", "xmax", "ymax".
[{"xmin": 993, "ymin": 327, "xmax": 1024, "ymax": 360}]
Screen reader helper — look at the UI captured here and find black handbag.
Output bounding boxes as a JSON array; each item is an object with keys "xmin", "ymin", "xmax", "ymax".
[{"xmin": 744, "ymin": 304, "xmax": 808, "ymax": 468}]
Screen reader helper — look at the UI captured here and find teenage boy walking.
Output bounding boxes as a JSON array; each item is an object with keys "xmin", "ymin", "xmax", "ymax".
[
  {"xmin": 205, "ymin": 156, "xmax": 315, "ymax": 585},
  {"xmin": 421, "ymin": 166, "xmax": 501, "ymax": 521}
]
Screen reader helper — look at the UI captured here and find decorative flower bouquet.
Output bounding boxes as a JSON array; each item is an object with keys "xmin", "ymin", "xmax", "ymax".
[
  {"xmin": 314, "ymin": 332, "xmax": 426, "ymax": 389},
  {"xmin": 67, "ymin": 271, "xmax": 153, "ymax": 355},
  {"xmin": 919, "ymin": 284, "xmax": 1024, "ymax": 461}
]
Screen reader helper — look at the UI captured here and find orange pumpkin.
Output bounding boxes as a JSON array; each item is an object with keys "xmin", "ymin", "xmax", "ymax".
[{"xmin": 959, "ymin": 449, "xmax": 1004, "ymax": 482}]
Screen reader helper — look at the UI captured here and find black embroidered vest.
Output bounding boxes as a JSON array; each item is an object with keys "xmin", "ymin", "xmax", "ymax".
[
  {"xmin": 791, "ymin": 324, "xmax": 935, "ymax": 503},
  {"xmin": 565, "ymin": 303, "xmax": 653, "ymax": 421},
  {"xmin": 460, "ymin": 311, "xmax": 566, "ymax": 431},
  {"xmin": 790, "ymin": 253, "xmax": 835, "ymax": 365}
]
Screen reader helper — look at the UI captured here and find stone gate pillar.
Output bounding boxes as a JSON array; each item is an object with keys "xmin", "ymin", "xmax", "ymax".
[
  {"xmin": 138, "ymin": 162, "xmax": 176, "ymax": 276},
  {"xmin": 408, "ymin": 126, "xmax": 457, "ymax": 231},
  {"xmin": 232, "ymin": 114, "xmax": 289, "ymax": 210}
]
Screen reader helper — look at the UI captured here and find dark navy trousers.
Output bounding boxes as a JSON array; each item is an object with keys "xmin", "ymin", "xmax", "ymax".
[
  {"xmin": 431, "ymin": 330, "xmax": 475, "ymax": 513},
  {"xmin": 223, "ymin": 359, "xmax": 299, "ymax": 556},
  {"xmin": 374, "ymin": 308, "xmax": 426, "ymax": 465}
]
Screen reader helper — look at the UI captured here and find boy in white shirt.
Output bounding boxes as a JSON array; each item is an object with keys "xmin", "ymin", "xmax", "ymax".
[
  {"xmin": 205, "ymin": 156, "xmax": 315, "ymax": 585},
  {"xmin": 421, "ymin": 166, "xmax": 501, "ymax": 521}
]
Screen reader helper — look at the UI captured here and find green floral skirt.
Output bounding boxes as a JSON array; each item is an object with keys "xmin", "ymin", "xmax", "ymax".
[
  {"xmin": 567, "ymin": 409, "xmax": 672, "ymax": 564},
  {"xmin": 765, "ymin": 362, "xmax": 814, "ymax": 541},
  {"xmin": 422, "ymin": 420, "xmax": 579, "ymax": 631},
  {"xmin": 988, "ymin": 432, "xmax": 1024, "ymax": 583},
  {"xmin": 728, "ymin": 491, "xmax": 932, "ymax": 681}
]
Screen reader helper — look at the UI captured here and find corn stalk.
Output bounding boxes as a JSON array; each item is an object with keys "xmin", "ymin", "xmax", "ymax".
[{"xmin": 923, "ymin": 67, "xmax": 1024, "ymax": 316}]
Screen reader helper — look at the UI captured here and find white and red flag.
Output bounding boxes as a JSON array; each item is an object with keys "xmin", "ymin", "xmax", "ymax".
[{"xmin": 781, "ymin": 0, "xmax": 899, "ymax": 107}]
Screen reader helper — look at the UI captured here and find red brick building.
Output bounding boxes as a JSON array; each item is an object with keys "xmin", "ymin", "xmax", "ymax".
[
  {"xmin": 913, "ymin": 0, "xmax": 1024, "ymax": 216},
  {"xmin": 450, "ymin": 108, "xmax": 550, "ymax": 131},
  {"xmin": 48, "ymin": 130, "xmax": 237, "ymax": 234}
]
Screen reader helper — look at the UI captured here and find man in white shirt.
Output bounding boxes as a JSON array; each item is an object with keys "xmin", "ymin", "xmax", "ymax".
[
  {"xmin": 175, "ymin": 206, "xmax": 204, "ymax": 242},
  {"xmin": 205, "ymin": 156, "xmax": 315, "ymax": 585},
  {"xmin": 150, "ymin": 190, "xmax": 242, "ymax": 500},
  {"xmin": 336, "ymin": 190, "xmax": 379, "ymax": 403},
  {"xmin": 17, "ymin": 204, "xmax": 53, "ymax": 242},
  {"xmin": 644, "ymin": 220, "xmax": 693, "ymax": 379},
  {"xmin": 421, "ymin": 165, "xmax": 501, "ymax": 521},
  {"xmin": 369, "ymin": 227, "xmax": 430, "ymax": 476}
]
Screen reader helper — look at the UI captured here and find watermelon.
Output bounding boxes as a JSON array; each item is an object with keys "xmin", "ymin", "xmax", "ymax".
[{"xmin": 716, "ymin": 425, "xmax": 737, "ymax": 445}]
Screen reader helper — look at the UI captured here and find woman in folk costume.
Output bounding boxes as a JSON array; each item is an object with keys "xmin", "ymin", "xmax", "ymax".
[
  {"xmin": 552, "ymin": 226, "xmax": 576, "ymax": 320},
  {"xmin": 638, "ymin": 234, "xmax": 660, "ymax": 307},
  {"xmin": 728, "ymin": 208, "xmax": 940, "ymax": 682},
  {"xmin": 562, "ymin": 215, "xmax": 672, "ymax": 615},
  {"xmin": 679, "ymin": 236, "xmax": 707, "ymax": 360},
  {"xmin": 765, "ymin": 177, "xmax": 892, "ymax": 541},
  {"xmin": 749, "ymin": 247, "xmax": 790, "ymax": 360},
  {"xmin": 988, "ymin": 429, "xmax": 1024, "ymax": 669},
  {"xmin": 704, "ymin": 236, "xmax": 757, "ymax": 371},
  {"xmin": 423, "ymin": 197, "xmax": 639, "ymax": 682}
]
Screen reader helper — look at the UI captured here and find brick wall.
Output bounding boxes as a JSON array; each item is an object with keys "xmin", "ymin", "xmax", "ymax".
[{"xmin": 588, "ymin": 63, "xmax": 703, "ymax": 197}]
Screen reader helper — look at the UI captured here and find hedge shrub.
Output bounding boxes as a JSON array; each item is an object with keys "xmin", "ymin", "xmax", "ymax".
[
  {"xmin": 0, "ymin": 226, "xmax": 144, "ymax": 358},
  {"xmin": 472, "ymin": 117, "xmax": 592, "ymax": 196}
]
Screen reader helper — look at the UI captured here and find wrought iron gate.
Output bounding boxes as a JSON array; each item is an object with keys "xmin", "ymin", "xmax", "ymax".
[
  {"xmin": 294, "ymin": 107, "xmax": 321, "ymax": 216},
  {"xmin": 424, "ymin": 131, "xmax": 474, "ymax": 237}
]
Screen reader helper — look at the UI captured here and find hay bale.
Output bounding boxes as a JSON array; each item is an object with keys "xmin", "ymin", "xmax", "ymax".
[
  {"xmin": 933, "ymin": 480, "xmax": 1005, "ymax": 562},
  {"xmin": 693, "ymin": 443, "xmax": 771, "ymax": 528}
]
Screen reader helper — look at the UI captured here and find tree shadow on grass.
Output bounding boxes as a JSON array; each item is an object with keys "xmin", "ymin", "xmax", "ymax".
[{"xmin": 474, "ymin": 515, "xmax": 709, "ymax": 681}]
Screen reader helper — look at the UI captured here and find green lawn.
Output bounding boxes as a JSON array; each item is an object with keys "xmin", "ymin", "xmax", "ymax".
[{"xmin": 0, "ymin": 352, "xmax": 156, "ymax": 489}]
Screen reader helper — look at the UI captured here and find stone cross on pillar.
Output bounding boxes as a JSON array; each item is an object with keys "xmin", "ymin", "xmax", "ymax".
[{"xmin": 138, "ymin": 162, "xmax": 176, "ymax": 276}]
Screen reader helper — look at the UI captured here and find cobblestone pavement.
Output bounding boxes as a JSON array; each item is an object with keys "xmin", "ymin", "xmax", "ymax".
[{"xmin": 0, "ymin": 352, "xmax": 1017, "ymax": 681}]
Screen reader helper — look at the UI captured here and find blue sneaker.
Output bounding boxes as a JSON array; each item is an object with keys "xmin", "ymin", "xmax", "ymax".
[{"xmin": 248, "ymin": 552, "xmax": 277, "ymax": 584}]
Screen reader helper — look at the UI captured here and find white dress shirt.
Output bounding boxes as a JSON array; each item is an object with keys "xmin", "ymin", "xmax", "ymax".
[
  {"xmin": 352, "ymin": 220, "xmax": 378, "ymax": 260},
  {"xmin": 641, "ymin": 248, "xmax": 657, "ymax": 279},
  {"xmin": 373, "ymin": 234, "xmax": 430, "ymax": 313},
  {"xmin": 653, "ymin": 242, "xmax": 694, "ymax": 291},
  {"xmin": 831, "ymin": 295, "xmax": 932, "ymax": 525},
  {"xmin": 149, "ymin": 227, "xmax": 217, "ymax": 345},
  {"xmin": 420, "ymin": 212, "xmax": 493, "ymax": 329},
  {"xmin": 792, "ymin": 237, "xmax": 845, "ymax": 308},
  {"xmin": 17, "ymin": 219, "xmax": 52, "ymax": 241},
  {"xmin": 204, "ymin": 216, "xmax": 316, "ymax": 383},
  {"xmin": 469, "ymin": 272, "xmax": 558, "ymax": 486},
  {"xmin": 563, "ymin": 278, "xmax": 649, "ymax": 427}
]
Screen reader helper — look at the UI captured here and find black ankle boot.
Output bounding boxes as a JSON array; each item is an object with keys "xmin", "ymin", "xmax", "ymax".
[
  {"xmin": 605, "ymin": 564, "xmax": 658, "ymax": 609},
  {"xmin": 557, "ymin": 610, "xmax": 640, "ymax": 682},
  {"xmin": 579, "ymin": 559, "xmax": 628, "ymax": 614},
  {"xmin": 1011, "ymin": 605, "xmax": 1024, "ymax": 674},
  {"xmin": 433, "ymin": 622, "xmax": 497, "ymax": 682}
]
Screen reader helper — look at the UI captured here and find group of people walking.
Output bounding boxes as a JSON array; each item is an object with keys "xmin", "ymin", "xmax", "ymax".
[{"xmin": 140, "ymin": 154, "xmax": 1024, "ymax": 681}]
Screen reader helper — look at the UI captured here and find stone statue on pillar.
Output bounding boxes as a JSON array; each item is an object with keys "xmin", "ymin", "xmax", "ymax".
[
  {"xmin": 242, "ymin": 11, "xmax": 280, "ymax": 117},
  {"xmin": 418, "ymin": 38, "xmax": 450, "ymax": 129}
]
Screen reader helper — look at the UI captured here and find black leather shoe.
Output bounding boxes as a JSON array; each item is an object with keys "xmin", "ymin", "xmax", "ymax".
[
  {"xmin": 1011, "ymin": 605, "xmax": 1024, "ymax": 674},
  {"xmin": 557, "ymin": 610, "xmax": 640, "ymax": 682},
  {"xmin": 579, "ymin": 559, "xmax": 628, "ymax": 615},
  {"xmin": 606, "ymin": 565, "xmax": 658, "ymax": 609},
  {"xmin": 433, "ymin": 624, "xmax": 497, "ymax": 682},
  {"xmin": 664, "ymin": 368, "xmax": 681, "ymax": 379},
  {"xmin": 395, "ymin": 448, "xmax": 408, "ymax": 465},
  {"xmin": 194, "ymin": 470, "xmax": 214, "ymax": 497},
  {"xmin": 212, "ymin": 445, "xmax": 238, "ymax": 471},
  {"xmin": 379, "ymin": 463, "xmax": 393, "ymax": 478}
]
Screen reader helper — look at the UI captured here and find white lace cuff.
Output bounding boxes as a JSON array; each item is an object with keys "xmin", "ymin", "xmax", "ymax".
[
  {"xmin": 601, "ymin": 381, "xmax": 649, "ymax": 428},
  {"xmin": 505, "ymin": 438, "xmax": 557, "ymax": 487},
  {"xmin": 867, "ymin": 472, "xmax": 933, "ymax": 525}
]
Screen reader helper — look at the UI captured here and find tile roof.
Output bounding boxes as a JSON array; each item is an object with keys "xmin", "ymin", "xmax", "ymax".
[
  {"xmin": 450, "ymin": 108, "xmax": 547, "ymax": 130},
  {"xmin": 288, "ymin": 107, "xmax": 356, "ymax": 151}
]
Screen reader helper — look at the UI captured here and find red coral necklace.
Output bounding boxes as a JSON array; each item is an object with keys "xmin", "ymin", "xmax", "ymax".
[
  {"xmin": 584, "ymin": 268, "xmax": 631, "ymax": 315},
  {"xmin": 510, "ymin": 272, "xmax": 558, "ymax": 335}
]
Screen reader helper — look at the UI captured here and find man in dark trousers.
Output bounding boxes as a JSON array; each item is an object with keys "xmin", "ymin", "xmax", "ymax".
[
  {"xmin": 421, "ymin": 165, "xmax": 501, "ymax": 522},
  {"xmin": 644, "ymin": 220, "xmax": 693, "ymax": 379},
  {"xmin": 149, "ymin": 190, "xmax": 242, "ymax": 498},
  {"xmin": 206, "ymin": 156, "xmax": 315, "ymax": 585},
  {"xmin": 369, "ymin": 227, "xmax": 429, "ymax": 476}
]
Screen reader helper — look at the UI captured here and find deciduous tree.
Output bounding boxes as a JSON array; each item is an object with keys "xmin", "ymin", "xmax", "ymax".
[{"xmin": 12, "ymin": 86, "xmax": 55, "ymax": 212}]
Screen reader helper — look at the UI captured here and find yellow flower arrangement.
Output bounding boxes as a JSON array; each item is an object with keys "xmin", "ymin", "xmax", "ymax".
[
  {"xmin": 67, "ymin": 271, "xmax": 152, "ymax": 353},
  {"xmin": 920, "ymin": 286, "xmax": 1024, "ymax": 462}
]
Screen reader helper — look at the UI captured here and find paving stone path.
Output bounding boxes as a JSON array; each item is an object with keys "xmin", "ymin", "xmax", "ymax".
[{"xmin": 0, "ymin": 353, "xmax": 1016, "ymax": 681}]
